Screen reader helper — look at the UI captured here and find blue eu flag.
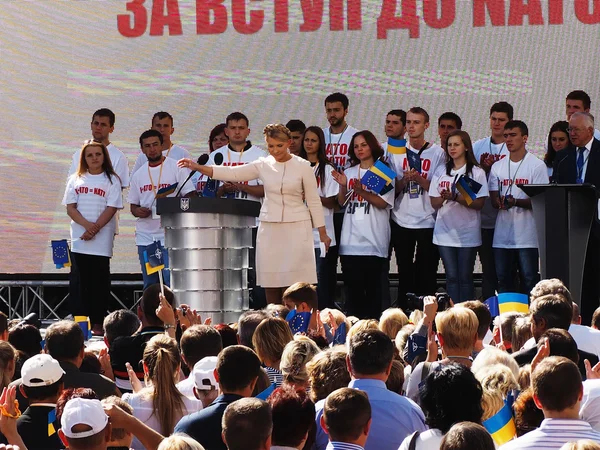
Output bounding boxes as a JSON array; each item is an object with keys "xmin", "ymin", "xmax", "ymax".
[{"xmin": 51, "ymin": 240, "xmax": 71, "ymax": 269}]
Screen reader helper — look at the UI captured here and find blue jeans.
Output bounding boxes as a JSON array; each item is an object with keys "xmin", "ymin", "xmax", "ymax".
[
  {"xmin": 438, "ymin": 246, "xmax": 477, "ymax": 303},
  {"xmin": 494, "ymin": 248, "xmax": 539, "ymax": 295},
  {"xmin": 137, "ymin": 245, "xmax": 171, "ymax": 290}
]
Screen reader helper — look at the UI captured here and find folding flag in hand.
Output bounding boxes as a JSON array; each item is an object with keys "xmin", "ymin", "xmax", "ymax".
[
  {"xmin": 332, "ymin": 322, "xmax": 347, "ymax": 345},
  {"xmin": 484, "ymin": 296, "xmax": 500, "ymax": 318},
  {"xmin": 407, "ymin": 151, "xmax": 422, "ymax": 172},
  {"xmin": 75, "ymin": 316, "xmax": 92, "ymax": 340},
  {"xmin": 483, "ymin": 401, "xmax": 517, "ymax": 446},
  {"xmin": 143, "ymin": 241, "xmax": 166, "ymax": 275},
  {"xmin": 51, "ymin": 240, "xmax": 71, "ymax": 269},
  {"xmin": 387, "ymin": 137, "xmax": 407, "ymax": 155},
  {"xmin": 498, "ymin": 292, "xmax": 529, "ymax": 315},
  {"xmin": 156, "ymin": 182, "xmax": 178, "ymax": 198},
  {"xmin": 360, "ymin": 160, "xmax": 397, "ymax": 195},
  {"xmin": 48, "ymin": 408, "xmax": 57, "ymax": 437},
  {"xmin": 456, "ymin": 175, "xmax": 482, "ymax": 206},
  {"xmin": 286, "ymin": 310, "xmax": 311, "ymax": 334}
]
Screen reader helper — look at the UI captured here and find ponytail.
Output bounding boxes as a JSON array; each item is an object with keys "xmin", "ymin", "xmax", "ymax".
[{"xmin": 143, "ymin": 335, "xmax": 186, "ymax": 435}]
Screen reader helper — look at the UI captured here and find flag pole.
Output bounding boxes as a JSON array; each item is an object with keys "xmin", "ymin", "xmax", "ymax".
[{"xmin": 158, "ymin": 269, "xmax": 165, "ymax": 296}]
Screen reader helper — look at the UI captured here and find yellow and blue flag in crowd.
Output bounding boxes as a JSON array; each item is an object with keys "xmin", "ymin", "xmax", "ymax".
[
  {"xmin": 143, "ymin": 241, "xmax": 165, "ymax": 275},
  {"xmin": 360, "ymin": 160, "xmax": 397, "ymax": 194},
  {"xmin": 483, "ymin": 401, "xmax": 517, "ymax": 446},
  {"xmin": 48, "ymin": 408, "xmax": 57, "ymax": 437},
  {"xmin": 387, "ymin": 138, "xmax": 407, "ymax": 155},
  {"xmin": 455, "ymin": 175, "xmax": 482, "ymax": 206},
  {"xmin": 75, "ymin": 316, "xmax": 92, "ymax": 340},
  {"xmin": 156, "ymin": 182, "xmax": 178, "ymax": 198},
  {"xmin": 51, "ymin": 240, "xmax": 71, "ymax": 269},
  {"xmin": 485, "ymin": 292, "xmax": 529, "ymax": 317}
]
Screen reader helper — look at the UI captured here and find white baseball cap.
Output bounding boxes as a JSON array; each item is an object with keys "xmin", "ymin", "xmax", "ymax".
[
  {"xmin": 61, "ymin": 398, "xmax": 109, "ymax": 439},
  {"xmin": 21, "ymin": 354, "xmax": 65, "ymax": 387},
  {"xmin": 193, "ymin": 356, "xmax": 218, "ymax": 391}
]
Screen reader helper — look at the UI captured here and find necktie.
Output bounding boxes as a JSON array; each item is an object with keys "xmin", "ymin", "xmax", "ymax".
[{"xmin": 577, "ymin": 147, "xmax": 585, "ymax": 184}]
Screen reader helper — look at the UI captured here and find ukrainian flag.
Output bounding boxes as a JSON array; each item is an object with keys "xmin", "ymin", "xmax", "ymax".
[
  {"xmin": 74, "ymin": 316, "xmax": 92, "ymax": 340},
  {"xmin": 48, "ymin": 408, "xmax": 57, "ymax": 437},
  {"xmin": 455, "ymin": 175, "xmax": 482, "ymax": 206},
  {"xmin": 483, "ymin": 402, "xmax": 517, "ymax": 446},
  {"xmin": 156, "ymin": 182, "xmax": 179, "ymax": 198},
  {"xmin": 361, "ymin": 160, "xmax": 397, "ymax": 194},
  {"xmin": 498, "ymin": 292, "xmax": 529, "ymax": 315},
  {"xmin": 387, "ymin": 137, "xmax": 407, "ymax": 155}
]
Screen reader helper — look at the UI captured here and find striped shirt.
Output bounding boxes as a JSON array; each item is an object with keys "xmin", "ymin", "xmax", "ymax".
[
  {"xmin": 326, "ymin": 443, "xmax": 364, "ymax": 450},
  {"xmin": 499, "ymin": 419, "xmax": 600, "ymax": 449},
  {"xmin": 265, "ymin": 366, "xmax": 283, "ymax": 388}
]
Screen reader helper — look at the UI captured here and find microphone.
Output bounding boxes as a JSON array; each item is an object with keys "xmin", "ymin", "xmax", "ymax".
[
  {"xmin": 552, "ymin": 152, "xmax": 569, "ymax": 184},
  {"xmin": 202, "ymin": 152, "xmax": 224, "ymax": 197},
  {"xmin": 176, "ymin": 154, "xmax": 209, "ymax": 197}
]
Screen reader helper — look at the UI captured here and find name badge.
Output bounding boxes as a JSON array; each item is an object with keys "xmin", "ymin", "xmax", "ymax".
[
  {"xmin": 409, "ymin": 181, "xmax": 420, "ymax": 199},
  {"xmin": 151, "ymin": 205, "xmax": 159, "ymax": 220}
]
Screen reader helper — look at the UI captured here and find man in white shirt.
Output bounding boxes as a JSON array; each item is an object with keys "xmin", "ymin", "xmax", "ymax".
[
  {"xmin": 67, "ymin": 108, "xmax": 129, "ymax": 188},
  {"xmin": 128, "ymin": 130, "xmax": 194, "ymax": 289},
  {"xmin": 473, "ymin": 102, "xmax": 513, "ymax": 300},
  {"xmin": 570, "ymin": 303, "xmax": 600, "ymax": 357},
  {"xmin": 322, "ymin": 93, "xmax": 360, "ymax": 308},
  {"xmin": 210, "ymin": 111, "xmax": 267, "ymax": 308},
  {"xmin": 131, "ymin": 111, "xmax": 192, "ymax": 175},
  {"xmin": 437, "ymin": 112, "xmax": 462, "ymax": 151},
  {"xmin": 500, "ymin": 356, "xmax": 600, "ymax": 449},
  {"xmin": 489, "ymin": 120, "xmax": 549, "ymax": 295},
  {"xmin": 389, "ymin": 107, "xmax": 446, "ymax": 309}
]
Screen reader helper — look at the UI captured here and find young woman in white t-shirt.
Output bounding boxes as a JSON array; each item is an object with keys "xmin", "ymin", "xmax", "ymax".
[
  {"xmin": 332, "ymin": 130, "xmax": 394, "ymax": 319},
  {"xmin": 430, "ymin": 131, "xmax": 488, "ymax": 304},
  {"xmin": 63, "ymin": 142, "xmax": 123, "ymax": 335},
  {"xmin": 299, "ymin": 126, "xmax": 339, "ymax": 310}
]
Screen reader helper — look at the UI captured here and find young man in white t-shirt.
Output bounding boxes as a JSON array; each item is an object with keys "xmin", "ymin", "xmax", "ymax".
[
  {"xmin": 473, "ymin": 101, "xmax": 513, "ymax": 301},
  {"xmin": 209, "ymin": 112, "xmax": 267, "ymax": 308},
  {"xmin": 489, "ymin": 120, "xmax": 549, "ymax": 295},
  {"xmin": 131, "ymin": 112, "xmax": 192, "ymax": 175},
  {"xmin": 437, "ymin": 112, "xmax": 462, "ymax": 151},
  {"xmin": 389, "ymin": 107, "xmax": 446, "ymax": 309},
  {"xmin": 322, "ymin": 93, "xmax": 360, "ymax": 307},
  {"xmin": 67, "ymin": 108, "xmax": 130, "ymax": 188},
  {"xmin": 128, "ymin": 130, "xmax": 194, "ymax": 289}
]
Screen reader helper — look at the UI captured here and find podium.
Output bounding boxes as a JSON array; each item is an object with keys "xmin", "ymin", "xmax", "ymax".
[
  {"xmin": 518, "ymin": 184, "xmax": 597, "ymax": 308},
  {"xmin": 157, "ymin": 197, "xmax": 261, "ymax": 323}
]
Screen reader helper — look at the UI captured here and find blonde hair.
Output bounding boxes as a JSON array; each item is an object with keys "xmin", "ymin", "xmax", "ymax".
[
  {"xmin": 475, "ymin": 364, "xmax": 519, "ymax": 399},
  {"xmin": 472, "ymin": 347, "xmax": 520, "ymax": 381},
  {"xmin": 157, "ymin": 433, "xmax": 206, "ymax": 450},
  {"xmin": 320, "ymin": 309, "xmax": 351, "ymax": 334},
  {"xmin": 252, "ymin": 318, "xmax": 294, "ymax": 366},
  {"xmin": 0, "ymin": 342, "xmax": 15, "ymax": 392},
  {"xmin": 409, "ymin": 309, "xmax": 423, "ymax": 325},
  {"xmin": 263, "ymin": 123, "xmax": 291, "ymax": 141},
  {"xmin": 560, "ymin": 440, "xmax": 600, "ymax": 450},
  {"xmin": 394, "ymin": 324, "xmax": 415, "ymax": 355},
  {"xmin": 306, "ymin": 347, "xmax": 351, "ymax": 403},
  {"xmin": 481, "ymin": 388, "xmax": 505, "ymax": 422},
  {"xmin": 142, "ymin": 334, "xmax": 186, "ymax": 436},
  {"xmin": 379, "ymin": 308, "xmax": 409, "ymax": 340},
  {"xmin": 512, "ymin": 315, "xmax": 533, "ymax": 352},
  {"xmin": 518, "ymin": 365, "xmax": 532, "ymax": 391},
  {"xmin": 347, "ymin": 319, "xmax": 379, "ymax": 344},
  {"xmin": 280, "ymin": 337, "xmax": 321, "ymax": 386},
  {"xmin": 435, "ymin": 308, "xmax": 478, "ymax": 351}
]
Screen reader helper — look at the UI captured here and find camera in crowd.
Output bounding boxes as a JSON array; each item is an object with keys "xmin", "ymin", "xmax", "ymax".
[{"xmin": 406, "ymin": 292, "xmax": 451, "ymax": 313}]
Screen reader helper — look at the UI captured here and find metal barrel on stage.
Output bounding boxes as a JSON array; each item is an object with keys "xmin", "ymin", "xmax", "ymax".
[{"xmin": 157, "ymin": 197, "xmax": 261, "ymax": 323}]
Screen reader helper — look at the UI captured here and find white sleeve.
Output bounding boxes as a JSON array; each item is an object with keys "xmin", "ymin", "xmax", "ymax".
[
  {"xmin": 532, "ymin": 161, "xmax": 550, "ymax": 185},
  {"xmin": 115, "ymin": 153, "xmax": 130, "ymax": 188},
  {"xmin": 489, "ymin": 164, "xmax": 500, "ymax": 192},
  {"xmin": 131, "ymin": 153, "xmax": 146, "ymax": 177},
  {"xmin": 67, "ymin": 150, "xmax": 79, "ymax": 178},
  {"xmin": 322, "ymin": 166, "xmax": 339, "ymax": 198},
  {"xmin": 107, "ymin": 178, "xmax": 124, "ymax": 209},
  {"xmin": 182, "ymin": 147, "xmax": 192, "ymax": 159},
  {"xmin": 475, "ymin": 168, "xmax": 489, "ymax": 197},
  {"xmin": 62, "ymin": 176, "xmax": 77, "ymax": 206},
  {"xmin": 128, "ymin": 175, "xmax": 141, "ymax": 205},
  {"xmin": 405, "ymin": 362, "xmax": 424, "ymax": 403},
  {"xmin": 428, "ymin": 171, "xmax": 443, "ymax": 198},
  {"xmin": 381, "ymin": 184, "xmax": 395, "ymax": 209}
]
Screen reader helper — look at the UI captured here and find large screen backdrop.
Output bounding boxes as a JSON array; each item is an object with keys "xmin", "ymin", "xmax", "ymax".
[{"xmin": 1, "ymin": 0, "xmax": 598, "ymax": 273}]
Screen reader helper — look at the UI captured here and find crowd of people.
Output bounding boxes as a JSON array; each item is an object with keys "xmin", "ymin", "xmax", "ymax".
[
  {"xmin": 64, "ymin": 89, "xmax": 600, "ymax": 335},
  {"xmin": 1, "ymin": 279, "xmax": 600, "ymax": 448}
]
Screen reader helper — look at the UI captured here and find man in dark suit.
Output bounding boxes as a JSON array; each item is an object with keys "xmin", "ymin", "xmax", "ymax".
[
  {"xmin": 174, "ymin": 345, "xmax": 262, "ymax": 450},
  {"xmin": 512, "ymin": 292, "xmax": 598, "ymax": 379},
  {"xmin": 553, "ymin": 111, "xmax": 600, "ymax": 324}
]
